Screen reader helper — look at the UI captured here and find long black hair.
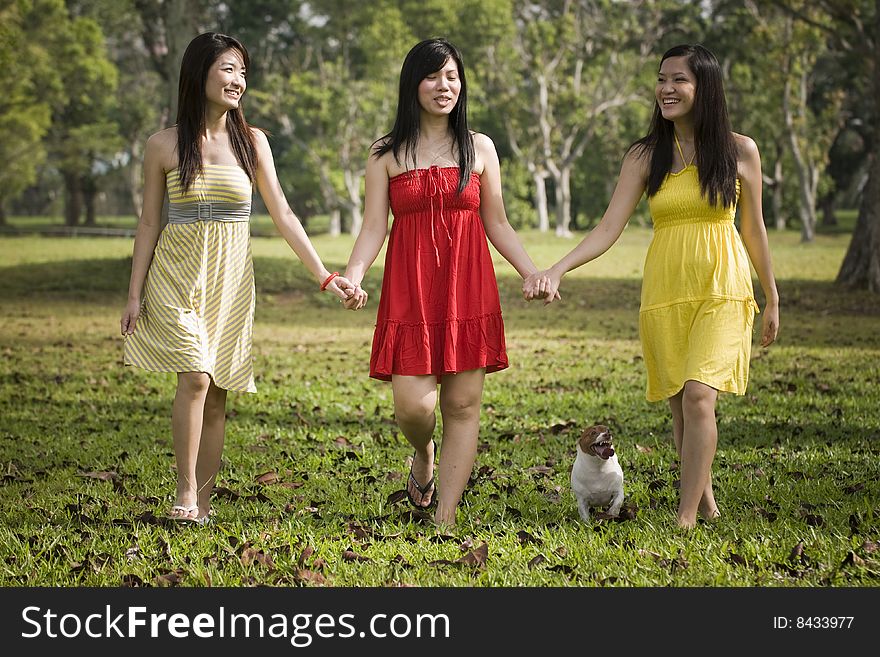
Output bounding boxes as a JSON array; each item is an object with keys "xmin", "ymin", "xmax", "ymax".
[
  {"xmin": 176, "ymin": 32, "xmax": 258, "ymax": 193},
  {"xmin": 374, "ymin": 38, "xmax": 475, "ymax": 194},
  {"xmin": 631, "ymin": 44, "xmax": 738, "ymax": 208}
]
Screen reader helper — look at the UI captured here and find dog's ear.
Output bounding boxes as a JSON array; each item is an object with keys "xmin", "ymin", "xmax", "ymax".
[{"xmin": 578, "ymin": 425, "xmax": 600, "ymax": 451}]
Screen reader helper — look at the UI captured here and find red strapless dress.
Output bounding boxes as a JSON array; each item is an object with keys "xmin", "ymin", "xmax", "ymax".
[{"xmin": 369, "ymin": 165, "xmax": 508, "ymax": 381}]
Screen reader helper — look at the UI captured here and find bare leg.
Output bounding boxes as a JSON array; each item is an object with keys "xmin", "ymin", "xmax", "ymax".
[
  {"xmin": 676, "ymin": 380, "xmax": 719, "ymax": 528},
  {"xmin": 391, "ymin": 375, "xmax": 438, "ymax": 508},
  {"xmin": 435, "ymin": 369, "xmax": 485, "ymax": 527},
  {"xmin": 195, "ymin": 380, "xmax": 227, "ymax": 518},
  {"xmin": 669, "ymin": 390, "xmax": 719, "ymax": 521},
  {"xmin": 170, "ymin": 372, "xmax": 211, "ymax": 518}
]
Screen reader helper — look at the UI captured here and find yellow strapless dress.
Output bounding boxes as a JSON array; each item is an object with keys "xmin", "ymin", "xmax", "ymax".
[{"xmin": 639, "ymin": 165, "xmax": 758, "ymax": 401}]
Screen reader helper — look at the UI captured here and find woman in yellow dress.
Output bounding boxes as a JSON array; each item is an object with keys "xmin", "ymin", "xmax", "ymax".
[
  {"xmin": 524, "ymin": 44, "xmax": 779, "ymax": 528},
  {"xmin": 120, "ymin": 33, "xmax": 354, "ymax": 524}
]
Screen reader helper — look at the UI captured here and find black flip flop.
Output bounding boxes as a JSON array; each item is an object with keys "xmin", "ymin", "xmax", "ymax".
[{"xmin": 406, "ymin": 441, "xmax": 436, "ymax": 509}]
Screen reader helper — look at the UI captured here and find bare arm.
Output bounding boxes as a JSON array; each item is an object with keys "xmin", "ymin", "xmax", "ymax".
[
  {"xmin": 341, "ymin": 149, "xmax": 392, "ymax": 309},
  {"xmin": 120, "ymin": 132, "xmax": 170, "ymax": 335},
  {"xmin": 477, "ymin": 133, "xmax": 543, "ymax": 281},
  {"xmin": 253, "ymin": 130, "xmax": 353, "ymax": 300},
  {"xmin": 523, "ymin": 149, "xmax": 648, "ymax": 302},
  {"xmin": 344, "ymin": 150, "xmax": 390, "ymax": 287},
  {"xmin": 736, "ymin": 134, "xmax": 779, "ymax": 347}
]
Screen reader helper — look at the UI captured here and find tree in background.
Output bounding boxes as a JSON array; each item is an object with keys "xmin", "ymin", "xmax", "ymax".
[
  {"xmin": 133, "ymin": 0, "xmax": 202, "ymax": 128},
  {"xmin": 0, "ymin": 0, "xmax": 66, "ymax": 225},
  {"xmin": 776, "ymin": 0, "xmax": 879, "ymax": 290},
  {"xmin": 45, "ymin": 13, "xmax": 121, "ymax": 226},
  {"xmin": 481, "ymin": 0, "xmax": 666, "ymax": 236},
  {"xmin": 3, "ymin": 0, "xmax": 876, "ymax": 292}
]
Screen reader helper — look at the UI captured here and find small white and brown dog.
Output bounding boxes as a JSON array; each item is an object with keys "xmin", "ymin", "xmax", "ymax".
[{"xmin": 571, "ymin": 424, "xmax": 624, "ymax": 522}]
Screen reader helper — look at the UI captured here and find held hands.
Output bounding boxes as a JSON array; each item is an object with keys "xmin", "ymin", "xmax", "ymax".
[
  {"xmin": 120, "ymin": 299, "xmax": 141, "ymax": 336},
  {"xmin": 339, "ymin": 269, "xmax": 369, "ymax": 310},
  {"xmin": 322, "ymin": 273, "xmax": 357, "ymax": 304},
  {"xmin": 342, "ymin": 284, "xmax": 368, "ymax": 310},
  {"xmin": 522, "ymin": 268, "xmax": 562, "ymax": 305},
  {"xmin": 320, "ymin": 271, "xmax": 368, "ymax": 310}
]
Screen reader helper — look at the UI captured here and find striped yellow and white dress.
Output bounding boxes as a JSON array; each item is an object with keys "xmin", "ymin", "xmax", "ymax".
[{"xmin": 124, "ymin": 164, "xmax": 256, "ymax": 392}]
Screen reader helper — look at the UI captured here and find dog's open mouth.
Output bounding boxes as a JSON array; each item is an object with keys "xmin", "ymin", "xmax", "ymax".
[{"xmin": 591, "ymin": 440, "xmax": 615, "ymax": 459}]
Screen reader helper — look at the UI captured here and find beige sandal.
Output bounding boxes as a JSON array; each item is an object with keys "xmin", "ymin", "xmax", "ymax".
[{"xmin": 166, "ymin": 504, "xmax": 199, "ymax": 522}]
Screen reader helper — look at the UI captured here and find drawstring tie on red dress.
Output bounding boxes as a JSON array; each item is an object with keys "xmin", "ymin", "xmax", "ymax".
[{"xmin": 425, "ymin": 165, "xmax": 453, "ymax": 267}]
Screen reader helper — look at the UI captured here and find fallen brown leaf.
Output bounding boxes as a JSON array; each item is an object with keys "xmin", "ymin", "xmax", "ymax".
[
  {"xmin": 517, "ymin": 530, "xmax": 541, "ymax": 546},
  {"xmin": 255, "ymin": 471, "xmax": 279, "ymax": 485},
  {"xmin": 298, "ymin": 546, "xmax": 315, "ymax": 567},
  {"xmin": 342, "ymin": 549, "xmax": 371, "ymax": 562},
  {"xmin": 386, "ymin": 490, "xmax": 408, "ymax": 505},
  {"xmin": 154, "ymin": 569, "xmax": 185, "ymax": 587},
  {"xmin": 295, "ymin": 569, "xmax": 326, "ymax": 585},
  {"xmin": 121, "ymin": 574, "xmax": 144, "ymax": 587},
  {"xmin": 456, "ymin": 542, "xmax": 488, "ymax": 567},
  {"xmin": 842, "ymin": 551, "xmax": 866, "ymax": 567}
]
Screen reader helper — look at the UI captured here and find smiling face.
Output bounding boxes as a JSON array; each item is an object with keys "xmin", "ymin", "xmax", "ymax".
[
  {"xmin": 417, "ymin": 57, "xmax": 461, "ymax": 117},
  {"xmin": 656, "ymin": 55, "xmax": 696, "ymax": 121},
  {"xmin": 205, "ymin": 48, "xmax": 246, "ymax": 111}
]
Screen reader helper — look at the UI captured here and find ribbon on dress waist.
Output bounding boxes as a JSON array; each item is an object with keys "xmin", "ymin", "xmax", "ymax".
[{"xmin": 425, "ymin": 165, "xmax": 453, "ymax": 267}]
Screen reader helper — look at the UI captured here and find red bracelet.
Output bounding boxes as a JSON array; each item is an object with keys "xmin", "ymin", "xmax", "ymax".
[{"xmin": 320, "ymin": 272, "xmax": 339, "ymax": 291}]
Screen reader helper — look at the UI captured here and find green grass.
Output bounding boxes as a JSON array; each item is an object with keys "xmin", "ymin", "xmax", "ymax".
[{"xmin": 0, "ymin": 227, "xmax": 878, "ymax": 587}]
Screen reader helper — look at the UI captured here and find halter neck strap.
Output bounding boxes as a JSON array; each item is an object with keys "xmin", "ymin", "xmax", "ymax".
[{"xmin": 673, "ymin": 132, "xmax": 695, "ymax": 168}]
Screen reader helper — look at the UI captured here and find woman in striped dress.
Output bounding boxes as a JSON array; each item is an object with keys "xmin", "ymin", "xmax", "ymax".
[{"xmin": 120, "ymin": 33, "xmax": 354, "ymax": 524}]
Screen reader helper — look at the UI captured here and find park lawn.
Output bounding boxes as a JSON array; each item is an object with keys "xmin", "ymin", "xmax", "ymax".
[{"xmin": 0, "ymin": 227, "xmax": 877, "ymax": 587}]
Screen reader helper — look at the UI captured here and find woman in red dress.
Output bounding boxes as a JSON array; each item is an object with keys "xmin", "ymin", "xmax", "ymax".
[{"xmin": 343, "ymin": 38, "xmax": 553, "ymax": 528}]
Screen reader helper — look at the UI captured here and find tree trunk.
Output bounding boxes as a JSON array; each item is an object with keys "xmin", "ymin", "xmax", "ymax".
[
  {"xmin": 836, "ymin": 148, "xmax": 880, "ymax": 292},
  {"xmin": 348, "ymin": 206, "xmax": 362, "ymax": 237},
  {"xmin": 533, "ymin": 172, "xmax": 549, "ymax": 232},
  {"xmin": 344, "ymin": 169, "xmax": 363, "ymax": 236},
  {"xmin": 0, "ymin": 202, "xmax": 6, "ymax": 226},
  {"xmin": 328, "ymin": 208, "xmax": 341, "ymax": 237},
  {"xmin": 835, "ymin": 0, "xmax": 880, "ymax": 294},
  {"xmin": 771, "ymin": 156, "xmax": 786, "ymax": 231},
  {"xmin": 135, "ymin": 0, "xmax": 199, "ymax": 126},
  {"xmin": 129, "ymin": 138, "xmax": 144, "ymax": 218},
  {"xmin": 782, "ymin": 65, "xmax": 817, "ymax": 242},
  {"xmin": 820, "ymin": 192, "xmax": 837, "ymax": 226},
  {"xmin": 83, "ymin": 175, "xmax": 97, "ymax": 226},
  {"xmin": 63, "ymin": 172, "xmax": 82, "ymax": 226},
  {"xmin": 84, "ymin": 192, "xmax": 96, "ymax": 226},
  {"xmin": 554, "ymin": 166, "xmax": 573, "ymax": 237}
]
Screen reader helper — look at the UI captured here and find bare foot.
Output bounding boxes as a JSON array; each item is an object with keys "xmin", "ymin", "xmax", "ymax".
[
  {"xmin": 676, "ymin": 513, "xmax": 697, "ymax": 529},
  {"xmin": 433, "ymin": 498, "xmax": 458, "ymax": 528},
  {"xmin": 699, "ymin": 500, "xmax": 721, "ymax": 521},
  {"xmin": 433, "ymin": 516, "xmax": 455, "ymax": 532}
]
